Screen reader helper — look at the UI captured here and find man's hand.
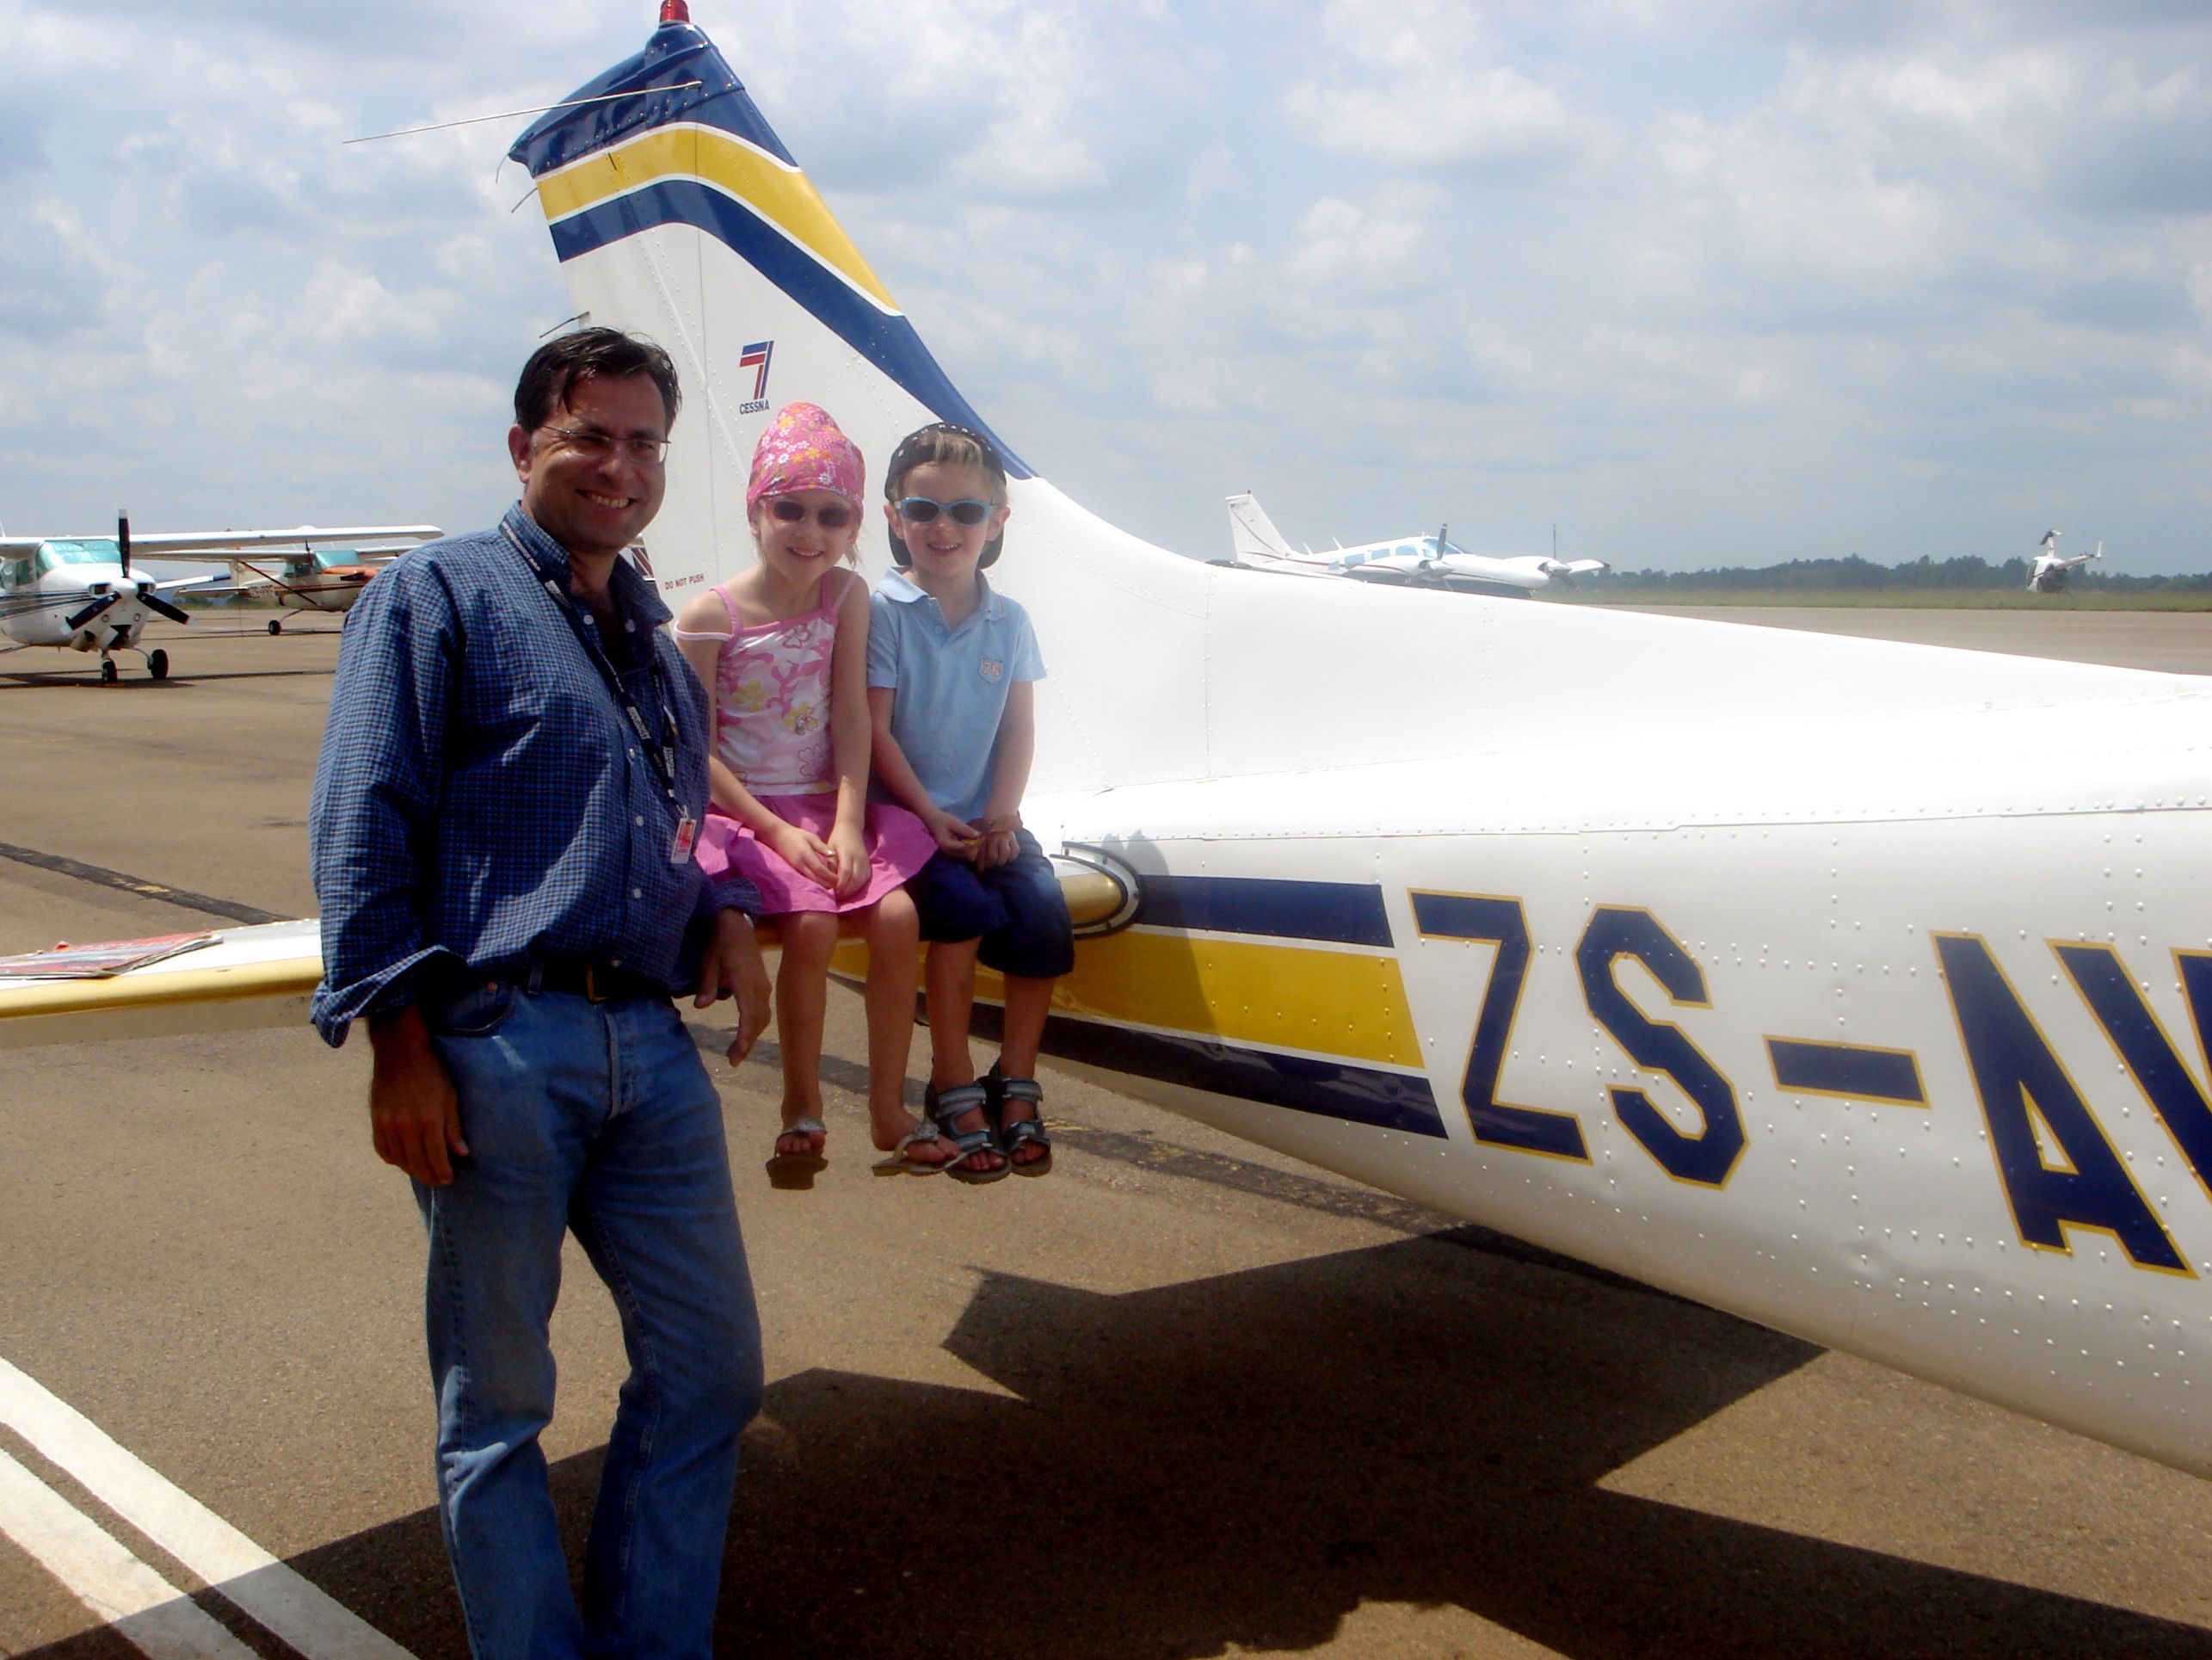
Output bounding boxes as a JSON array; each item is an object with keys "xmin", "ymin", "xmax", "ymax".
[
  {"xmin": 367, "ymin": 1003, "xmax": 469, "ymax": 1186},
  {"xmin": 695, "ymin": 907, "xmax": 773, "ymax": 1064}
]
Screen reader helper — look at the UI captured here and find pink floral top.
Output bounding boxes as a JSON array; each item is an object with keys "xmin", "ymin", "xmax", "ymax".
[{"xmin": 700, "ymin": 575, "xmax": 841, "ymax": 796}]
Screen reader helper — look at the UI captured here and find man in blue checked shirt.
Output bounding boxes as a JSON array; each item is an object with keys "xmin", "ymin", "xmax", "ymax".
[{"xmin": 310, "ymin": 329, "xmax": 772, "ymax": 1660}]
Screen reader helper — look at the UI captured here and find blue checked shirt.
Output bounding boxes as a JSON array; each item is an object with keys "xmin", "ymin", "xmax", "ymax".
[{"xmin": 309, "ymin": 504, "xmax": 757, "ymax": 1046}]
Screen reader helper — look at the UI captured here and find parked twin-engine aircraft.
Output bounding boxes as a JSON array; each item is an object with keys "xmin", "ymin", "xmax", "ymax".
[
  {"xmin": 0, "ymin": 519, "xmax": 439, "ymax": 678},
  {"xmin": 6, "ymin": 3, "xmax": 2209, "ymax": 1485},
  {"xmin": 2029, "ymin": 528, "xmax": 2104, "ymax": 594},
  {"xmin": 1226, "ymin": 491, "xmax": 1608, "ymax": 596}
]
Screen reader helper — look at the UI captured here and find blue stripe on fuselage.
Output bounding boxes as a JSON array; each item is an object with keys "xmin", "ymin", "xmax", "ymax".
[
  {"xmin": 1136, "ymin": 874, "xmax": 1396, "ymax": 947},
  {"xmin": 965, "ymin": 1003, "xmax": 1448, "ymax": 1139}
]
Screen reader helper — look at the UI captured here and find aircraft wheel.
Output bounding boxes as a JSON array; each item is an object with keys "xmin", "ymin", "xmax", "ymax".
[
  {"xmin": 268, "ymin": 619, "xmax": 283, "ymax": 635},
  {"xmin": 148, "ymin": 649, "xmax": 169, "ymax": 682},
  {"xmin": 100, "ymin": 658, "xmax": 118, "ymax": 684}
]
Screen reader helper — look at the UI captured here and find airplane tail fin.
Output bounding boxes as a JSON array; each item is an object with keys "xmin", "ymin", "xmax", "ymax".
[
  {"xmin": 507, "ymin": 13, "xmax": 1217, "ymax": 798},
  {"xmin": 508, "ymin": 17, "xmax": 1030, "ymax": 597},
  {"xmin": 1224, "ymin": 491, "xmax": 1296, "ymax": 561}
]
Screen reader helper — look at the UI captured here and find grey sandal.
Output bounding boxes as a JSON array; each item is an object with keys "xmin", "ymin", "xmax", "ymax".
[
  {"xmin": 984, "ymin": 1064, "xmax": 1052, "ymax": 1176},
  {"xmin": 927, "ymin": 1083, "xmax": 1009, "ymax": 1185}
]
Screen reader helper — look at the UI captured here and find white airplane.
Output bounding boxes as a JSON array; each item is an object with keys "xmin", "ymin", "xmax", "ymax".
[
  {"xmin": 7, "ymin": 3, "xmax": 2210, "ymax": 1487},
  {"xmin": 2029, "ymin": 528, "xmax": 2104, "ymax": 594},
  {"xmin": 1227, "ymin": 490, "xmax": 1608, "ymax": 596},
  {"xmin": 0, "ymin": 518, "xmax": 440, "ymax": 679},
  {"xmin": 175, "ymin": 542, "xmax": 433, "ymax": 634}
]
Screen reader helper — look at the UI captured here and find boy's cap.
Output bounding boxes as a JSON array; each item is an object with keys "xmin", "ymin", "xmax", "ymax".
[
  {"xmin": 747, "ymin": 402, "xmax": 866, "ymax": 511},
  {"xmin": 884, "ymin": 421, "xmax": 1007, "ymax": 569}
]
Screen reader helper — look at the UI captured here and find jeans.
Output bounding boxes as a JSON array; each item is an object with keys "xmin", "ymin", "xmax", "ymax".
[
  {"xmin": 907, "ymin": 830, "xmax": 1076, "ymax": 978},
  {"xmin": 416, "ymin": 982, "xmax": 762, "ymax": 1660}
]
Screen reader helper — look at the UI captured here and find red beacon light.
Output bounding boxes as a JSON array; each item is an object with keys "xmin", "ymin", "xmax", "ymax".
[{"xmin": 660, "ymin": 0, "xmax": 690, "ymax": 22}]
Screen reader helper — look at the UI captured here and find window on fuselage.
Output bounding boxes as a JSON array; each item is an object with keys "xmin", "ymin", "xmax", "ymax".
[{"xmin": 37, "ymin": 540, "xmax": 122, "ymax": 571}]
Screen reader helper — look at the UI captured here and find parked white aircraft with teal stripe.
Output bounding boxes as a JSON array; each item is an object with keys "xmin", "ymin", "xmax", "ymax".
[{"xmin": 7, "ymin": 2, "xmax": 2210, "ymax": 1482}]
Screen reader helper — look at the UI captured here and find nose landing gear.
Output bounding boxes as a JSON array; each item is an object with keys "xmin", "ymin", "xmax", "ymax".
[{"xmin": 95, "ymin": 645, "xmax": 170, "ymax": 683}]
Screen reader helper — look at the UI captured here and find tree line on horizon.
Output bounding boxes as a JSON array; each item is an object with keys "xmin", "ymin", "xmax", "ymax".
[{"xmin": 1595, "ymin": 552, "xmax": 2212, "ymax": 594}]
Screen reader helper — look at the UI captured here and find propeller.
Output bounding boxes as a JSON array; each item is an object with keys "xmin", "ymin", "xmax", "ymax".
[
  {"xmin": 117, "ymin": 508, "xmax": 193, "ymax": 624},
  {"xmin": 65, "ymin": 592, "xmax": 122, "ymax": 632},
  {"xmin": 1416, "ymin": 521, "xmax": 1451, "ymax": 580}
]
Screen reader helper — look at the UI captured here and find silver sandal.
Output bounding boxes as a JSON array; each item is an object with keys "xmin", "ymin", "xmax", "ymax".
[{"xmin": 872, "ymin": 1120, "xmax": 951, "ymax": 1177}]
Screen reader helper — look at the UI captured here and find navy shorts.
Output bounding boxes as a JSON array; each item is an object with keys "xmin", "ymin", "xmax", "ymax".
[{"xmin": 908, "ymin": 829, "xmax": 1075, "ymax": 979}]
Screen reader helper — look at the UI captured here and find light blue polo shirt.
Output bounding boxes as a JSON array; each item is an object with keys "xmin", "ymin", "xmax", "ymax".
[{"xmin": 867, "ymin": 569, "xmax": 1046, "ymax": 825}]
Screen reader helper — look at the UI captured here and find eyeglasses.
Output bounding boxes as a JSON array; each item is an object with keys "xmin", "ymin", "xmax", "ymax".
[
  {"xmin": 767, "ymin": 498, "xmax": 855, "ymax": 529},
  {"xmin": 540, "ymin": 424, "xmax": 670, "ymax": 465},
  {"xmin": 894, "ymin": 497, "xmax": 995, "ymax": 527}
]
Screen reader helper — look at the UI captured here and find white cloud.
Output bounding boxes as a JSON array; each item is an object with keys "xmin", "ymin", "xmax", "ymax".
[
  {"xmin": 1288, "ymin": 0, "xmax": 1609, "ymax": 173},
  {"xmin": 1279, "ymin": 184, "xmax": 1444, "ymax": 299}
]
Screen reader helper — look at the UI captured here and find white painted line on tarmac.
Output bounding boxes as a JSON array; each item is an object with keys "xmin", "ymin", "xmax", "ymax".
[
  {"xmin": 0, "ymin": 1357, "xmax": 415, "ymax": 1660},
  {"xmin": 0, "ymin": 1447, "xmax": 257, "ymax": 1660}
]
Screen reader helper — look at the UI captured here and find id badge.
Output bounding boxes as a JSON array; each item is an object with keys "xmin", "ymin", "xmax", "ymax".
[{"xmin": 669, "ymin": 811, "xmax": 698, "ymax": 865}]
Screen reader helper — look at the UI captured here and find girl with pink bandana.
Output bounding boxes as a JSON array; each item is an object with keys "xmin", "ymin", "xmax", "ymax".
[{"xmin": 675, "ymin": 403, "xmax": 951, "ymax": 1184}]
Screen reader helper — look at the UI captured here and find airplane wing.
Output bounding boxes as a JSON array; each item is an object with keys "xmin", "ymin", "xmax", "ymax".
[
  {"xmin": 1221, "ymin": 548, "xmax": 1340, "ymax": 579},
  {"xmin": 130, "ymin": 526, "xmax": 442, "ymax": 558}
]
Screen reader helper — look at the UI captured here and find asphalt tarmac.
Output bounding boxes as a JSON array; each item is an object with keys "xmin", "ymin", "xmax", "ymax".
[{"xmin": 3, "ymin": 613, "xmax": 2209, "ymax": 1659}]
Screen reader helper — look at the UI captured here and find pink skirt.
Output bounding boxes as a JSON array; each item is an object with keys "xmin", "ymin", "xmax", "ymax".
[{"xmin": 697, "ymin": 793, "xmax": 936, "ymax": 916}]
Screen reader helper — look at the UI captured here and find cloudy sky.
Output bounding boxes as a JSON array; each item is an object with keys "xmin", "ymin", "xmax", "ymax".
[{"xmin": 4, "ymin": 0, "xmax": 2209, "ymax": 573}]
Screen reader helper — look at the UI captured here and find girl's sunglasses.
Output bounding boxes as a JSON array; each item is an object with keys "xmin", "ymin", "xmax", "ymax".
[
  {"xmin": 894, "ymin": 497, "xmax": 995, "ymax": 527},
  {"xmin": 767, "ymin": 498, "xmax": 854, "ymax": 529}
]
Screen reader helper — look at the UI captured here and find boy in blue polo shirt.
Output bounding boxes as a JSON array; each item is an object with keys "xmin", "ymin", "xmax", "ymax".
[{"xmin": 867, "ymin": 423, "xmax": 1074, "ymax": 1182}]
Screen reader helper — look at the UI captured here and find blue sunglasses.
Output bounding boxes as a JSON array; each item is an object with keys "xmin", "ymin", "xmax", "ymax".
[{"xmin": 894, "ymin": 497, "xmax": 995, "ymax": 527}]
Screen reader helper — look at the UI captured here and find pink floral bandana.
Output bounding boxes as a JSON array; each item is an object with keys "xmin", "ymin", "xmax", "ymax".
[{"xmin": 745, "ymin": 402, "xmax": 866, "ymax": 511}]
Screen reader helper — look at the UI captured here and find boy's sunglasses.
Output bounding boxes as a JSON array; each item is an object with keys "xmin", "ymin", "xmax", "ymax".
[
  {"xmin": 767, "ymin": 498, "xmax": 854, "ymax": 529},
  {"xmin": 894, "ymin": 497, "xmax": 995, "ymax": 527}
]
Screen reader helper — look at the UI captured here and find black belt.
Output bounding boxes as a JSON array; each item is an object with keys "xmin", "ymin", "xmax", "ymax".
[{"xmin": 496, "ymin": 958, "xmax": 670, "ymax": 1004}]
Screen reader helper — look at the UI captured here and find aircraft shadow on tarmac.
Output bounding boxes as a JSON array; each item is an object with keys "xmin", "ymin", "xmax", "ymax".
[
  {"xmin": 30, "ymin": 1231, "xmax": 2208, "ymax": 1660},
  {"xmin": 0, "ymin": 667, "xmax": 336, "ymax": 690}
]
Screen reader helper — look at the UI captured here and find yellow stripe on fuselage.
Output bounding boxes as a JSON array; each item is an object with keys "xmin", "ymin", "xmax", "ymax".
[
  {"xmin": 534, "ymin": 126, "xmax": 898, "ymax": 313},
  {"xmin": 832, "ymin": 929, "xmax": 1423, "ymax": 1070}
]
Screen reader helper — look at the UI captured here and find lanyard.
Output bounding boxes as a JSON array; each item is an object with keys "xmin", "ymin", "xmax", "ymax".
[{"xmin": 502, "ymin": 521, "xmax": 685, "ymax": 804}]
